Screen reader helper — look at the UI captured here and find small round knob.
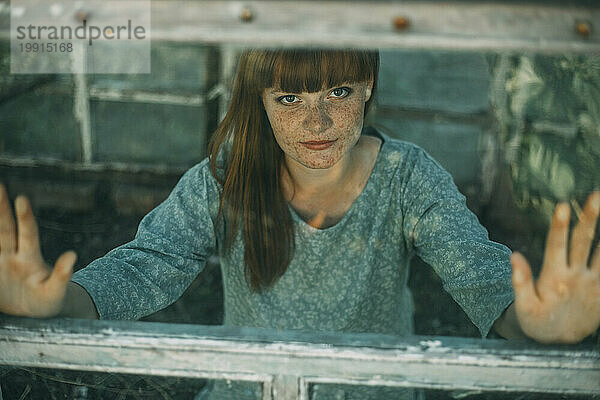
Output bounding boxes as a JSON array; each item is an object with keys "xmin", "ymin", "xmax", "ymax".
[
  {"xmin": 75, "ymin": 9, "xmax": 89, "ymax": 23},
  {"xmin": 240, "ymin": 7, "xmax": 253, "ymax": 22},
  {"xmin": 393, "ymin": 16, "xmax": 410, "ymax": 31},
  {"xmin": 575, "ymin": 21, "xmax": 592, "ymax": 37}
]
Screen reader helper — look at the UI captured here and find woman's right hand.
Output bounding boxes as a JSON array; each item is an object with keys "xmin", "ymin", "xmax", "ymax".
[{"xmin": 0, "ymin": 184, "xmax": 77, "ymax": 317}]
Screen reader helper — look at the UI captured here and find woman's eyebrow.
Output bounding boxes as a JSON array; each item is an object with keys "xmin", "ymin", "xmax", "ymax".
[{"xmin": 268, "ymin": 84, "xmax": 356, "ymax": 95}]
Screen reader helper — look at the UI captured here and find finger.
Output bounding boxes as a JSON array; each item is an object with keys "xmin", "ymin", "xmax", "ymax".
[
  {"xmin": 591, "ymin": 240, "xmax": 600, "ymax": 274},
  {"xmin": 511, "ymin": 252, "xmax": 541, "ymax": 312},
  {"xmin": 543, "ymin": 203, "xmax": 570, "ymax": 272},
  {"xmin": 569, "ymin": 192, "xmax": 600, "ymax": 269},
  {"xmin": 0, "ymin": 184, "xmax": 17, "ymax": 253},
  {"xmin": 46, "ymin": 251, "xmax": 76, "ymax": 291},
  {"xmin": 15, "ymin": 196, "xmax": 41, "ymax": 256}
]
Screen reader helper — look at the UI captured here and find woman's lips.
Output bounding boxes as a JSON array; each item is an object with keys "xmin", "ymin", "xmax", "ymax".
[{"xmin": 300, "ymin": 139, "xmax": 337, "ymax": 150}]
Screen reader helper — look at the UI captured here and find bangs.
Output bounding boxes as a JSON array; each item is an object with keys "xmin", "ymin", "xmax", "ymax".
[{"xmin": 247, "ymin": 49, "xmax": 377, "ymax": 93}]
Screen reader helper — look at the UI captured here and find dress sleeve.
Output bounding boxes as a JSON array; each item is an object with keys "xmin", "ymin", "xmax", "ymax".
[
  {"xmin": 400, "ymin": 147, "xmax": 514, "ymax": 338},
  {"xmin": 71, "ymin": 160, "xmax": 220, "ymax": 320}
]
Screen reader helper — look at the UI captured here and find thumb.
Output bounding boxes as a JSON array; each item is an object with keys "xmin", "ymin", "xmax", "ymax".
[
  {"xmin": 511, "ymin": 251, "xmax": 540, "ymax": 313},
  {"xmin": 47, "ymin": 251, "xmax": 77, "ymax": 291}
]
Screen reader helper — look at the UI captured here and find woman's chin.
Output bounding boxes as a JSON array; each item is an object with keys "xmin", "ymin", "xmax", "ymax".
[{"xmin": 298, "ymin": 157, "xmax": 341, "ymax": 170}]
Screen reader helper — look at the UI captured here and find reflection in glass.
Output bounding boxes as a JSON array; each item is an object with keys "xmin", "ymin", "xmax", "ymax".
[
  {"xmin": 1, "ymin": 367, "xmax": 208, "ymax": 400},
  {"xmin": 1, "ymin": 44, "xmax": 599, "ymax": 399}
]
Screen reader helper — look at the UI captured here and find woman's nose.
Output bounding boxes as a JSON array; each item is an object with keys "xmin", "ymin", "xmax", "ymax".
[{"xmin": 302, "ymin": 103, "xmax": 333, "ymax": 134}]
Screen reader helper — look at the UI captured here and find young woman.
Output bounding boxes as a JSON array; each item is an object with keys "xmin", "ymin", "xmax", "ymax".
[{"xmin": 0, "ymin": 49, "xmax": 599, "ymax": 400}]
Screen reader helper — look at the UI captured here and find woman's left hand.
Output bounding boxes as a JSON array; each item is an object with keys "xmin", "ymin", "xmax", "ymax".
[{"xmin": 510, "ymin": 191, "xmax": 600, "ymax": 343}]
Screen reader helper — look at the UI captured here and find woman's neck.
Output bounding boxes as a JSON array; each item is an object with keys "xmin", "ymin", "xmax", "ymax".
[
  {"xmin": 281, "ymin": 135, "xmax": 381, "ymax": 229},
  {"xmin": 282, "ymin": 145, "xmax": 357, "ymax": 200}
]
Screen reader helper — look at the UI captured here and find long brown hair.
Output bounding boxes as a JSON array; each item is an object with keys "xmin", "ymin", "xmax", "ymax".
[{"xmin": 208, "ymin": 49, "xmax": 379, "ymax": 292}]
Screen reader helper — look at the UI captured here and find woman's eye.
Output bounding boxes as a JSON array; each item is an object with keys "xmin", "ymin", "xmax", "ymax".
[
  {"xmin": 278, "ymin": 95, "xmax": 299, "ymax": 105},
  {"xmin": 330, "ymin": 87, "xmax": 351, "ymax": 98}
]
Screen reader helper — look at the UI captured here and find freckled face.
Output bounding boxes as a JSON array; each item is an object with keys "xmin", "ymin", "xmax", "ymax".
[{"xmin": 261, "ymin": 81, "xmax": 372, "ymax": 169}]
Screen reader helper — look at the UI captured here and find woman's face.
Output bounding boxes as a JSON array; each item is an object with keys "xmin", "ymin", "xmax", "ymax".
[{"xmin": 262, "ymin": 80, "xmax": 373, "ymax": 170}]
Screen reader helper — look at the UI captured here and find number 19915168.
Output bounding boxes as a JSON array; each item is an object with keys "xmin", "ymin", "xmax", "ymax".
[{"xmin": 19, "ymin": 42, "xmax": 73, "ymax": 53}]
